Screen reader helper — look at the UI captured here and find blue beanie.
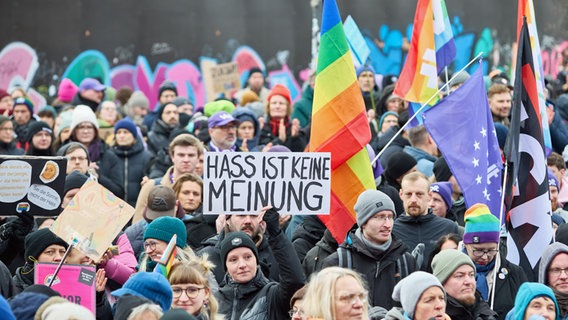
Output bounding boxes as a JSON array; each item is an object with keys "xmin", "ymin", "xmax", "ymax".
[
  {"xmin": 356, "ymin": 65, "xmax": 375, "ymax": 78},
  {"xmin": 379, "ymin": 111, "xmax": 399, "ymax": 131},
  {"xmin": 0, "ymin": 295, "xmax": 15, "ymax": 320},
  {"xmin": 114, "ymin": 118, "xmax": 138, "ymax": 138},
  {"xmin": 111, "ymin": 272, "xmax": 173, "ymax": 312},
  {"xmin": 144, "ymin": 216, "xmax": 187, "ymax": 248},
  {"xmin": 9, "ymin": 292, "xmax": 50, "ymax": 320}
]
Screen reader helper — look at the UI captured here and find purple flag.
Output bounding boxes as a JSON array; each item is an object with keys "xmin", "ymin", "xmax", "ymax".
[{"xmin": 423, "ymin": 65, "xmax": 503, "ymax": 217}]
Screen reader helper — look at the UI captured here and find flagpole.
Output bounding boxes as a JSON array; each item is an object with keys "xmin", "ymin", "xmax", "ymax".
[
  {"xmin": 372, "ymin": 51, "xmax": 484, "ymax": 165},
  {"xmin": 444, "ymin": 66, "xmax": 450, "ymax": 96}
]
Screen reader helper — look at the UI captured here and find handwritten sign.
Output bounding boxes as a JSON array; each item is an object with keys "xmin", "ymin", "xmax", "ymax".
[
  {"xmin": 203, "ymin": 152, "xmax": 331, "ymax": 215},
  {"xmin": 0, "ymin": 156, "xmax": 66, "ymax": 216},
  {"xmin": 202, "ymin": 60, "xmax": 241, "ymax": 102},
  {"xmin": 35, "ymin": 263, "xmax": 96, "ymax": 314},
  {"xmin": 50, "ymin": 180, "xmax": 134, "ymax": 262}
]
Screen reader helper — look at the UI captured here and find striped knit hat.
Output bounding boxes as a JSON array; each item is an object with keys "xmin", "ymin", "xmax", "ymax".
[{"xmin": 463, "ymin": 203, "xmax": 500, "ymax": 244}]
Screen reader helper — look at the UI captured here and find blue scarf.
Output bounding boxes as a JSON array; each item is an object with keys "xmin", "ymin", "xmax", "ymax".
[{"xmin": 474, "ymin": 258, "xmax": 496, "ymax": 301}]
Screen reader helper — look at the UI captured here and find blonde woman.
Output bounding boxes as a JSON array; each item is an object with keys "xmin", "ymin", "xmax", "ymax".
[
  {"xmin": 302, "ymin": 267, "xmax": 369, "ymax": 320},
  {"xmin": 168, "ymin": 258, "xmax": 224, "ymax": 320}
]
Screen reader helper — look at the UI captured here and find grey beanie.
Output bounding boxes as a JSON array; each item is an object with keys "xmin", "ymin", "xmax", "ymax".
[
  {"xmin": 392, "ymin": 271, "xmax": 445, "ymax": 319},
  {"xmin": 538, "ymin": 242, "xmax": 568, "ymax": 284},
  {"xmin": 431, "ymin": 249, "xmax": 475, "ymax": 284},
  {"xmin": 354, "ymin": 189, "xmax": 395, "ymax": 227}
]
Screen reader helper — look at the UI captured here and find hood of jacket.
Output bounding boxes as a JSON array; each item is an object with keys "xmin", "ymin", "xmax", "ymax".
[{"xmin": 539, "ymin": 242, "xmax": 568, "ymax": 284}]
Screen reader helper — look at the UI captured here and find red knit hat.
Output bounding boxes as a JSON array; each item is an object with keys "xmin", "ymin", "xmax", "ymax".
[
  {"xmin": 0, "ymin": 89, "xmax": 9, "ymax": 100},
  {"xmin": 267, "ymin": 84, "xmax": 291, "ymax": 104}
]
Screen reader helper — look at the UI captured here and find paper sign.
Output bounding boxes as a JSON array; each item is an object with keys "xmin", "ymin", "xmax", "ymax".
[
  {"xmin": 201, "ymin": 60, "xmax": 241, "ymax": 102},
  {"xmin": 203, "ymin": 152, "xmax": 331, "ymax": 215},
  {"xmin": 50, "ymin": 180, "xmax": 135, "ymax": 262},
  {"xmin": 35, "ymin": 263, "xmax": 96, "ymax": 314},
  {"xmin": 0, "ymin": 156, "xmax": 66, "ymax": 216},
  {"xmin": 344, "ymin": 15, "xmax": 370, "ymax": 65}
]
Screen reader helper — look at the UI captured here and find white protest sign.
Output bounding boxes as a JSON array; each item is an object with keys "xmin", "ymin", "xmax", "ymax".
[{"xmin": 203, "ymin": 152, "xmax": 331, "ymax": 215}]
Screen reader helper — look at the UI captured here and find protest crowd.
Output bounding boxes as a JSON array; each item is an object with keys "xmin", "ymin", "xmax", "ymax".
[{"xmin": 3, "ymin": 1, "xmax": 568, "ymax": 320}]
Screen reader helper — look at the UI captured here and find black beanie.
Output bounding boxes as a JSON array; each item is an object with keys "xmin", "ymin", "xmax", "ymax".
[
  {"xmin": 158, "ymin": 81, "xmax": 177, "ymax": 99},
  {"xmin": 385, "ymin": 151, "xmax": 417, "ymax": 181},
  {"xmin": 26, "ymin": 121, "xmax": 54, "ymax": 143},
  {"xmin": 64, "ymin": 171, "xmax": 89, "ymax": 196},
  {"xmin": 24, "ymin": 229, "xmax": 68, "ymax": 263},
  {"xmin": 220, "ymin": 231, "xmax": 259, "ymax": 269},
  {"xmin": 433, "ymin": 157, "xmax": 452, "ymax": 182},
  {"xmin": 157, "ymin": 102, "xmax": 176, "ymax": 122}
]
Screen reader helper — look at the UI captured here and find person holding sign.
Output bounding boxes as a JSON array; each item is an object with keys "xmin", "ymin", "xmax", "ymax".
[
  {"xmin": 215, "ymin": 206, "xmax": 305, "ymax": 320},
  {"xmin": 12, "ymin": 228, "xmax": 68, "ymax": 293},
  {"xmin": 259, "ymin": 84, "xmax": 307, "ymax": 152}
]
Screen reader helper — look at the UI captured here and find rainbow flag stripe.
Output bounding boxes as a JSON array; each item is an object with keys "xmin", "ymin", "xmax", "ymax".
[
  {"xmin": 310, "ymin": 0, "xmax": 375, "ymax": 241},
  {"xmin": 153, "ymin": 234, "xmax": 177, "ymax": 278}
]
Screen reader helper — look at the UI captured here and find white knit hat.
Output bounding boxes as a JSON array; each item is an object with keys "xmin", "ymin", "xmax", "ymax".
[{"xmin": 70, "ymin": 104, "xmax": 99, "ymax": 132}]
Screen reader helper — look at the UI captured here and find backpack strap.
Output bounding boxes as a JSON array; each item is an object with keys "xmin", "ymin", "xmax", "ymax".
[{"xmin": 337, "ymin": 246, "xmax": 353, "ymax": 269}]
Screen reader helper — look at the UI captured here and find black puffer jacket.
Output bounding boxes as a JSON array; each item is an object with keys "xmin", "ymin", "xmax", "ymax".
[
  {"xmin": 181, "ymin": 206, "xmax": 217, "ymax": 251},
  {"xmin": 258, "ymin": 116, "xmax": 307, "ymax": 152},
  {"xmin": 216, "ymin": 231, "xmax": 305, "ymax": 320},
  {"xmin": 322, "ymin": 231, "xmax": 416, "ymax": 309},
  {"xmin": 445, "ymin": 292, "xmax": 498, "ymax": 320},
  {"xmin": 95, "ymin": 141, "xmax": 125, "ymax": 199},
  {"xmin": 146, "ymin": 119, "xmax": 175, "ymax": 156},
  {"xmin": 302, "ymin": 229, "xmax": 338, "ymax": 277},
  {"xmin": 291, "ymin": 215, "xmax": 326, "ymax": 262},
  {"xmin": 111, "ymin": 138, "xmax": 152, "ymax": 206}
]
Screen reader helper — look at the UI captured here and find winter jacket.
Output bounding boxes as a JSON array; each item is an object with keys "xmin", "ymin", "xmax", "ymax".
[
  {"xmin": 0, "ymin": 141, "xmax": 24, "ymax": 155},
  {"xmin": 102, "ymin": 233, "xmax": 137, "ymax": 286},
  {"xmin": 147, "ymin": 119, "xmax": 176, "ymax": 156},
  {"xmin": 216, "ymin": 231, "xmax": 305, "ymax": 320},
  {"xmin": 376, "ymin": 126, "xmax": 411, "ymax": 169},
  {"xmin": 291, "ymin": 215, "xmax": 327, "ymax": 262},
  {"xmin": 71, "ymin": 92, "xmax": 101, "ymax": 112},
  {"xmin": 0, "ymin": 260, "xmax": 15, "ymax": 299},
  {"xmin": 259, "ymin": 116, "xmax": 307, "ymax": 152},
  {"xmin": 12, "ymin": 265, "xmax": 34, "ymax": 294},
  {"xmin": 146, "ymin": 146, "xmax": 172, "ymax": 179},
  {"xmin": 302, "ymin": 229, "xmax": 338, "ymax": 277},
  {"xmin": 124, "ymin": 220, "xmax": 147, "ymax": 260},
  {"xmin": 181, "ymin": 206, "xmax": 217, "ymax": 251},
  {"xmin": 485, "ymin": 254, "xmax": 528, "ymax": 320},
  {"xmin": 93, "ymin": 141, "xmax": 125, "ymax": 199},
  {"xmin": 232, "ymin": 107, "xmax": 261, "ymax": 151},
  {"xmin": 403, "ymin": 145, "xmax": 437, "ymax": 177},
  {"xmin": 291, "ymin": 85, "xmax": 314, "ymax": 128},
  {"xmin": 111, "ymin": 138, "xmax": 152, "ymax": 206},
  {"xmin": 199, "ymin": 229, "xmax": 282, "ymax": 285},
  {"xmin": 392, "ymin": 211, "xmax": 459, "ymax": 270},
  {"xmin": 505, "ymin": 282, "xmax": 561, "ymax": 320},
  {"xmin": 12, "ymin": 118, "xmax": 36, "ymax": 148},
  {"xmin": 445, "ymin": 292, "xmax": 498, "ymax": 320},
  {"xmin": 322, "ymin": 231, "xmax": 416, "ymax": 309}
]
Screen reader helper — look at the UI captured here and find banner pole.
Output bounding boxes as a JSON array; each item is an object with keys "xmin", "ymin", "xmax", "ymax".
[
  {"xmin": 48, "ymin": 243, "xmax": 74, "ymax": 287},
  {"xmin": 372, "ymin": 51, "xmax": 484, "ymax": 165}
]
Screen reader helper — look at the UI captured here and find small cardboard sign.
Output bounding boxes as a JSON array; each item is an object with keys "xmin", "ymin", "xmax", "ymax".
[
  {"xmin": 0, "ymin": 156, "xmax": 67, "ymax": 216},
  {"xmin": 202, "ymin": 60, "xmax": 241, "ymax": 102},
  {"xmin": 50, "ymin": 180, "xmax": 135, "ymax": 262},
  {"xmin": 203, "ymin": 152, "xmax": 331, "ymax": 215},
  {"xmin": 35, "ymin": 263, "xmax": 96, "ymax": 314}
]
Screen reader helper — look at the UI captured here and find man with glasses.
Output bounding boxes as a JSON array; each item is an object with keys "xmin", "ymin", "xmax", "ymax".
[
  {"xmin": 322, "ymin": 189, "xmax": 416, "ymax": 309},
  {"xmin": 462, "ymin": 204, "xmax": 526, "ymax": 320},
  {"xmin": 432, "ymin": 249, "xmax": 497, "ymax": 320},
  {"xmin": 539, "ymin": 242, "xmax": 568, "ymax": 318},
  {"xmin": 207, "ymin": 111, "xmax": 239, "ymax": 151}
]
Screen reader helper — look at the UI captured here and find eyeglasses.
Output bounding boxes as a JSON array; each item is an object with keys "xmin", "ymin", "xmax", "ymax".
[
  {"xmin": 549, "ymin": 268, "xmax": 568, "ymax": 277},
  {"xmin": 337, "ymin": 291, "xmax": 368, "ymax": 305},
  {"xmin": 370, "ymin": 214, "xmax": 394, "ymax": 223},
  {"xmin": 172, "ymin": 286, "xmax": 205, "ymax": 299},
  {"xmin": 143, "ymin": 241, "xmax": 157, "ymax": 251},
  {"xmin": 77, "ymin": 124, "xmax": 95, "ymax": 131},
  {"xmin": 288, "ymin": 308, "xmax": 305, "ymax": 317},
  {"xmin": 471, "ymin": 249, "xmax": 499, "ymax": 257}
]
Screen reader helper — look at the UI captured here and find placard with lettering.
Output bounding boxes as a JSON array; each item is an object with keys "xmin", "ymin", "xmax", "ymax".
[
  {"xmin": 203, "ymin": 152, "xmax": 331, "ymax": 215},
  {"xmin": 0, "ymin": 156, "xmax": 66, "ymax": 216}
]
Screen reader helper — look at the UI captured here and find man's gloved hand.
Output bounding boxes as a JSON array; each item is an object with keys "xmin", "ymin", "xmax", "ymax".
[{"xmin": 262, "ymin": 207, "xmax": 281, "ymax": 237}]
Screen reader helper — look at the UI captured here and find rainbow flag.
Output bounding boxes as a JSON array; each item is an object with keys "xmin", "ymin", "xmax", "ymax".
[
  {"xmin": 516, "ymin": 0, "xmax": 551, "ymax": 155},
  {"xmin": 153, "ymin": 234, "xmax": 177, "ymax": 278},
  {"xmin": 310, "ymin": 0, "xmax": 376, "ymax": 242},
  {"xmin": 394, "ymin": 0, "xmax": 455, "ymax": 105}
]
